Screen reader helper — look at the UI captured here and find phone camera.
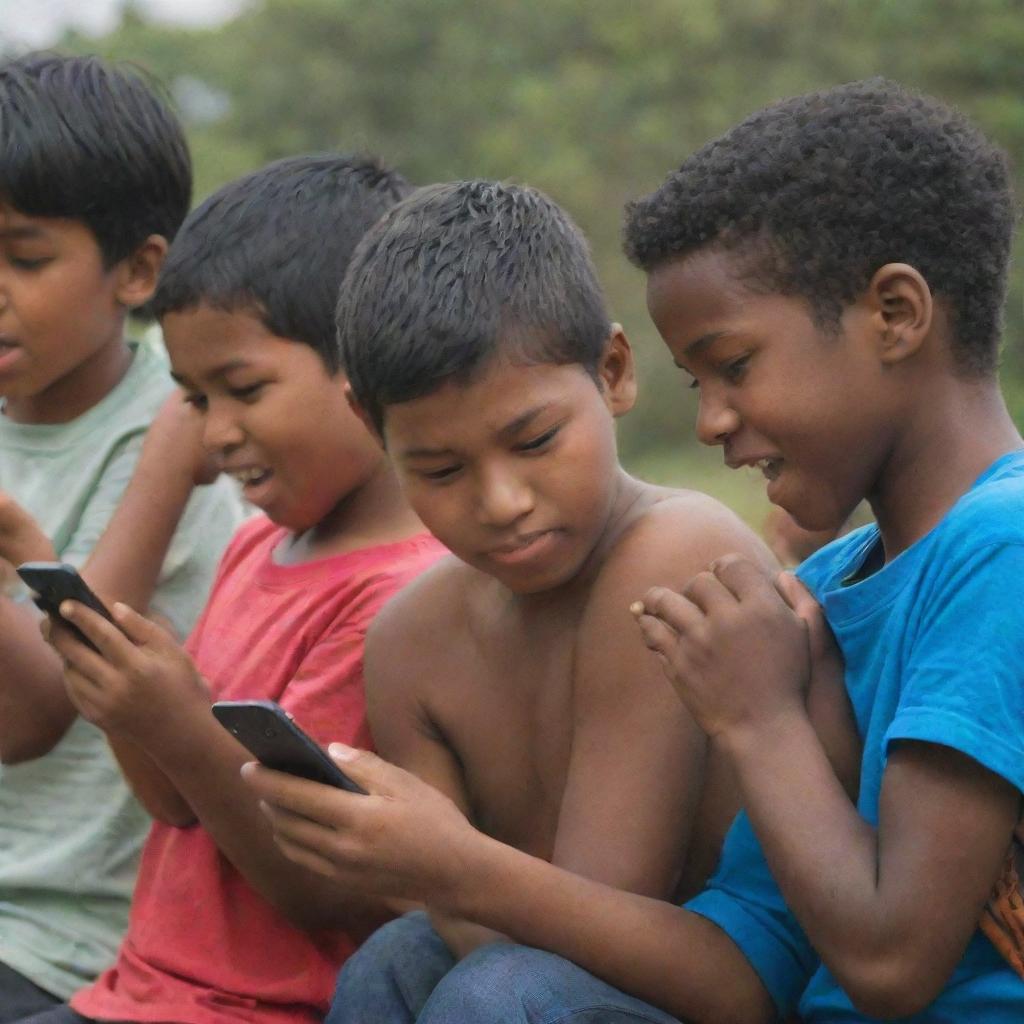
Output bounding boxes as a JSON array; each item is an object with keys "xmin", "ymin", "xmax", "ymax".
[{"xmin": 263, "ymin": 727, "xmax": 277, "ymax": 738}]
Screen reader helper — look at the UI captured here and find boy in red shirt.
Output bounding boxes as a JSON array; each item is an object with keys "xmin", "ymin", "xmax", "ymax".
[{"xmin": 29, "ymin": 155, "xmax": 444, "ymax": 1024}]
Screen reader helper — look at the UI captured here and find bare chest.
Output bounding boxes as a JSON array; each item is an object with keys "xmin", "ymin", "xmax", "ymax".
[{"xmin": 430, "ymin": 613, "xmax": 580, "ymax": 857}]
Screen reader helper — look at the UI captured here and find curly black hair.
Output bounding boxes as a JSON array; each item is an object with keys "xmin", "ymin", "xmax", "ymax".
[{"xmin": 623, "ymin": 79, "xmax": 1015, "ymax": 376}]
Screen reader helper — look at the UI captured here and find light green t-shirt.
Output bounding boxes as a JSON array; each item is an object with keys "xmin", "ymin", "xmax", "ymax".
[{"xmin": 0, "ymin": 340, "xmax": 244, "ymax": 999}]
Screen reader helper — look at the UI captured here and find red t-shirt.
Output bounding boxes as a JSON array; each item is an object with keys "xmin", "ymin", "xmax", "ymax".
[{"xmin": 72, "ymin": 516, "xmax": 446, "ymax": 1024}]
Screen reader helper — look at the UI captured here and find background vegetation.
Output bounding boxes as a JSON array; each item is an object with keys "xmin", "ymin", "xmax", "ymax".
[{"xmin": 19, "ymin": 0, "xmax": 1024, "ymax": 524}]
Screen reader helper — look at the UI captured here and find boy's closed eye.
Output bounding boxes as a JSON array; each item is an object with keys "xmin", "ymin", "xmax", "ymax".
[
  {"xmin": 227, "ymin": 381, "xmax": 267, "ymax": 403},
  {"xmin": 515, "ymin": 425, "xmax": 561, "ymax": 453}
]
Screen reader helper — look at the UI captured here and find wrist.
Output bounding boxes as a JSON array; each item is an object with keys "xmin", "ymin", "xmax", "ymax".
[
  {"xmin": 438, "ymin": 827, "xmax": 505, "ymax": 920},
  {"xmin": 716, "ymin": 702, "xmax": 811, "ymax": 765}
]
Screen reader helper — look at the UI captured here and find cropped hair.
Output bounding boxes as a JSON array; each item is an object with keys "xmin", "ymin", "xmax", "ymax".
[
  {"xmin": 153, "ymin": 154, "xmax": 410, "ymax": 368},
  {"xmin": 0, "ymin": 52, "xmax": 191, "ymax": 265},
  {"xmin": 336, "ymin": 180, "xmax": 612, "ymax": 434},
  {"xmin": 624, "ymin": 78, "xmax": 1015, "ymax": 376}
]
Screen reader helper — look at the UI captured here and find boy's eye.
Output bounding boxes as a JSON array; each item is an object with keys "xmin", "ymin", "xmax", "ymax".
[
  {"xmin": 8, "ymin": 255, "xmax": 51, "ymax": 271},
  {"xmin": 721, "ymin": 354, "xmax": 751, "ymax": 383},
  {"xmin": 420, "ymin": 465, "xmax": 461, "ymax": 482},
  {"xmin": 183, "ymin": 393, "xmax": 208, "ymax": 412},
  {"xmin": 229, "ymin": 382, "xmax": 266, "ymax": 402},
  {"xmin": 516, "ymin": 426, "xmax": 560, "ymax": 452},
  {"xmin": 686, "ymin": 375, "xmax": 700, "ymax": 391}
]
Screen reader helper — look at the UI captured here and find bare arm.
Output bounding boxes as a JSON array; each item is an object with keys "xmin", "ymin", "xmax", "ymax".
[
  {"xmin": 243, "ymin": 582, "xmax": 862, "ymax": 1022},
  {"xmin": 636, "ymin": 554, "xmax": 1020, "ymax": 1018},
  {"xmin": 51, "ymin": 600, "xmax": 400, "ymax": 933},
  {"xmin": 0, "ymin": 393, "xmax": 214, "ymax": 775}
]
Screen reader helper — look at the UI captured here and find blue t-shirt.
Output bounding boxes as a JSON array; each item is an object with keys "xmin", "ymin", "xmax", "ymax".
[{"xmin": 687, "ymin": 449, "xmax": 1024, "ymax": 1022}]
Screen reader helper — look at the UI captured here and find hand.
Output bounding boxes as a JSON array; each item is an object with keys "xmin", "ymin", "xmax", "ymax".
[
  {"xmin": 45, "ymin": 600, "xmax": 209, "ymax": 744},
  {"xmin": 147, "ymin": 392, "xmax": 221, "ymax": 486},
  {"xmin": 632, "ymin": 554, "xmax": 811, "ymax": 745},
  {"xmin": 242, "ymin": 745, "xmax": 478, "ymax": 905},
  {"xmin": 775, "ymin": 570, "xmax": 844, "ymax": 692},
  {"xmin": 0, "ymin": 491, "xmax": 56, "ymax": 566}
]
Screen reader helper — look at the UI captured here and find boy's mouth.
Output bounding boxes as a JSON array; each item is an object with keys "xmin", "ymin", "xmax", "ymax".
[
  {"xmin": 756, "ymin": 457, "xmax": 783, "ymax": 481},
  {"xmin": 226, "ymin": 465, "xmax": 273, "ymax": 496}
]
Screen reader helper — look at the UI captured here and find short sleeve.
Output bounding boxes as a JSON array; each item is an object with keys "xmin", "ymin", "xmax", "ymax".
[
  {"xmin": 57, "ymin": 439, "xmax": 144, "ymax": 568},
  {"xmin": 885, "ymin": 541, "xmax": 1024, "ymax": 795},
  {"xmin": 277, "ymin": 573, "xmax": 415, "ymax": 753},
  {"xmin": 685, "ymin": 811, "xmax": 818, "ymax": 1016}
]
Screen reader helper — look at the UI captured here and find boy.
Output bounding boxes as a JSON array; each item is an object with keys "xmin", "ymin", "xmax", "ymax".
[
  {"xmin": 248, "ymin": 81, "xmax": 1023, "ymax": 1022},
  {"xmin": 34, "ymin": 153, "xmax": 445, "ymax": 1024},
  {"xmin": 251, "ymin": 178, "xmax": 824, "ymax": 1020},
  {"xmin": 0, "ymin": 53, "xmax": 241, "ymax": 1018}
]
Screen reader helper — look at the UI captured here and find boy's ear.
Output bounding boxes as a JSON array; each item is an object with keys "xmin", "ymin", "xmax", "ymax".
[
  {"xmin": 597, "ymin": 324, "xmax": 637, "ymax": 418},
  {"xmin": 343, "ymin": 381, "xmax": 386, "ymax": 448},
  {"xmin": 864, "ymin": 263, "xmax": 933, "ymax": 366},
  {"xmin": 114, "ymin": 234, "xmax": 169, "ymax": 309}
]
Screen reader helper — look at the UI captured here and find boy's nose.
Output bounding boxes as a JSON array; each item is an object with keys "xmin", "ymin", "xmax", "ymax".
[
  {"xmin": 695, "ymin": 390, "xmax": 740, "ymax": 446},
  {"xmin": 201, "ymin": 407, "xmax": 245, "ymax": 455},
  {"xmin": 476, "ymin": 467, "xmax": 534, "ymax": 528}
]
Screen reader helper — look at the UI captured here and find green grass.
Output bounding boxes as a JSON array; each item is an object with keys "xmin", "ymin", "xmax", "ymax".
[{"xmin": 624, "ymin": 443, "xmax": 774, "ymax": 531}]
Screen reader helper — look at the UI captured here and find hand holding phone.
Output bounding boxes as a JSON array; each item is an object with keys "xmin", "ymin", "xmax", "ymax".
[
  {"xmin": 17, "ymin": 561, "xmax": 117, "ymax": 652},
  {"xmin": 212, "ymin": 699, "xmax": 366, "ymax": 794}
]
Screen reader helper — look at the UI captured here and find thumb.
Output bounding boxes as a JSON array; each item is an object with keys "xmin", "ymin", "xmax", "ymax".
[
  {"xmin": 774, "ymin": 571, "xmax": 818, "ymax": 624},
  {"xmin": 112, "ymin": 602, "xmax": 175, "ymax": 648},
  {"xmin": 328, "ymin": 743, "xmax": 406, "ymax": 798}
]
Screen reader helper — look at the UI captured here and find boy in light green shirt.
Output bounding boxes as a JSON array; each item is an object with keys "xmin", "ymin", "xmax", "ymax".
[{"xmin": 0, "ymin": 54, "xmax": 241, "ymax": 1016}]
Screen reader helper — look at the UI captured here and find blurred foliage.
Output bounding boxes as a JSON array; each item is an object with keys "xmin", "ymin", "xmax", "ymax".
[{"xmin": 32, "ymin": 0, "xmax": 1024, "ymax": 472}]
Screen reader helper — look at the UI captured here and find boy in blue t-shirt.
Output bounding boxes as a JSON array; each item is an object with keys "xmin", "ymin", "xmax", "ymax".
[{"xmin": 244, "ymin": 80, "xmax": 1024, "ymax": 1023}]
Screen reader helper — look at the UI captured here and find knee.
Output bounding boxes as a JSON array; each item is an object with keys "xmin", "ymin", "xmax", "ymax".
[
  {"xmin": 423, "ymin": 943, "xmax": 577, "ymax": 1022},
  {"xmin": 330, "ymin": 912, "xmax": 450, "ymax": 1017}
]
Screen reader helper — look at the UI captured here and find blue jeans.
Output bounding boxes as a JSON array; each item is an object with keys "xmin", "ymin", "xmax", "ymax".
[{"xmin": 328, "ymin": 911, "xmax": 682, "ymax": 1024}]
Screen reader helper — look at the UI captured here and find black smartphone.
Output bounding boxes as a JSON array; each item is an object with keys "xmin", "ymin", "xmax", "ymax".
[
  {"xmin": 16, "ymin": 561, "xmax": 117, "ymax": 652},
  {"xmin": 211, "ymin": 699, "xmax": 366, "ymax": 794}
]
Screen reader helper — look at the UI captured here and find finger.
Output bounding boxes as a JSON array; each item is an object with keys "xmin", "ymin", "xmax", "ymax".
[
  {"xmin": 711, "ymin": 555, "xmax": 777, "ymax": 602},
  {"xmin": 111, "ymin": 602, "xmax": 176, "ymax": 649},
  {"xmin": 241, "ymin": 762, "xmax": 364, "ymax": 826},
  {"xmin": 682, "ymin": 569, "xmax": 737, "ymax": 615},
  {"xmin": 634, "ymin": 613, "xmax": 680, "ymax": 660},
  {"xmin": 271, "ymin": 830, "xmax": 349, "ymax": 881},
  {"xmin": 638, "ymin": 586, "xmax": 705, "ymax": 634},
  {"xmin": 59, "ymin": 601, "xmax": 136, "ymax": 661},
  {"xmin": 48, "ymin": 619, "xmax": 125, "ymax": 684},
  {"xmin": 773, "ymin": 572, "xmax": 819, "ymax": 621},
  {"xmin": 261, "ymin": 799, "xmax": 348, "ymax": 858},
  {"xmin": 327, "ymin": 743, "xmax": 412, "ymax": 799}
]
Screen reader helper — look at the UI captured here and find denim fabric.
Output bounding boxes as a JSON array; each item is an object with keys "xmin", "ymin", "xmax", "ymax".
[
  {"xmin": 329, "ymin": 911, "xmax": 682, "ymax": 1024},
  {"xmin": 0, "ymin": 961, "xmax": 62, "ymax": 1022}
]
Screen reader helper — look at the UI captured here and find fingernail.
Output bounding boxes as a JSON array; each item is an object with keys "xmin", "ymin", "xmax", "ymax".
[
  {"xmin": 329, "ymin": 742, "xmax": 357, "ymax": 761},
  {"xmin": 59, "ymin": 601, "xmax": 74, "ymax": 618},
  {"xmin": 629, "ymin": 601, "xmax": 645, "ymax": 617},
  {"xmin": 113, "ymin": 602, "xmax": 129, "ymax": 617}
]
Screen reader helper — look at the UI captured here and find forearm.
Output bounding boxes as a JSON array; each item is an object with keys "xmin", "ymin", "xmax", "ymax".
[
  {"xmin": 429, "ymin": 909, "xmax": 507, "ymax": 960},
  {"xmin": 148, "ymin": 709, "xmax": 386, "ymax": 930},
  {"xmin": 440, "ymin": 832, "xmax": 776, "ymax": 1024},
  {"xmin": 723, "ymin": 712, "xmax": 885, "ymax": 968},
  {"xmin": 106, "ymin": 732, "xmax": 197, "ymax": 826},
  {"xmin": 0, "ymin": 597, "xmax": 76, "ymax": 761},
  {"xmin": 81, "ymin": 439, "xmax": 196, "ymax": 613}
]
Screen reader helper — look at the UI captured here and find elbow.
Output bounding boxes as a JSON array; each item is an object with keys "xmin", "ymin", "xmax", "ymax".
[
  {"xmin": 0, "ymin": 718, "xmax": 68, "ymax": 765},
  {"xmin": 833, "ymin": 947, "xmax": 948, "ymax": 1020}
]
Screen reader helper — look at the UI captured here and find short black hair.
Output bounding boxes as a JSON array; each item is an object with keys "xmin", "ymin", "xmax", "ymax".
[
  {"xmin": 0, "ymin": 52, "xmax": 191, "ymax": 265},
  {"xmin": 624, "ymin": 78, "xmax": 1015, "ymax": 377},
  {"xmin": 153, "ymin": 154, "xmax": 410, "ymax": 368},
  {"xmin": 336, "ymin": 180, "xmax": 612, "ymax": 434}
]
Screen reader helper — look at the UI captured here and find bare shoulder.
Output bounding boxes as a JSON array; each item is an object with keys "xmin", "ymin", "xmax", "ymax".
[
  {"xmin": 597, "ymin": 482, "xmax": 775, "ymax": 594},
  {"xmin": 364, "ymin": 553, "xmax": 476, "ymax": 699}
]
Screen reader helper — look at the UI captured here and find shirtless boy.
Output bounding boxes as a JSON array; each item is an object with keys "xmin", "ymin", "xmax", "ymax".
[{"xmin": 260, "ymin": 180, "xmax": 787, "ymax": 1019}]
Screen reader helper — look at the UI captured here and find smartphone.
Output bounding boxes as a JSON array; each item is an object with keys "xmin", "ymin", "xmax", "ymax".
[
  {"xmin": 212, "ymin": 699, "xmax": 366, "ymax": 794},
  {"xmin": 16, "ymin": 561, "xmax": 117, "ymax": 651}
]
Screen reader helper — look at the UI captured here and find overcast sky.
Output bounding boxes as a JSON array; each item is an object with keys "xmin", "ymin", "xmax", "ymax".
[{"xmin": 0, "ymin": 0, "xmax": 245, "ymax": 50}]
